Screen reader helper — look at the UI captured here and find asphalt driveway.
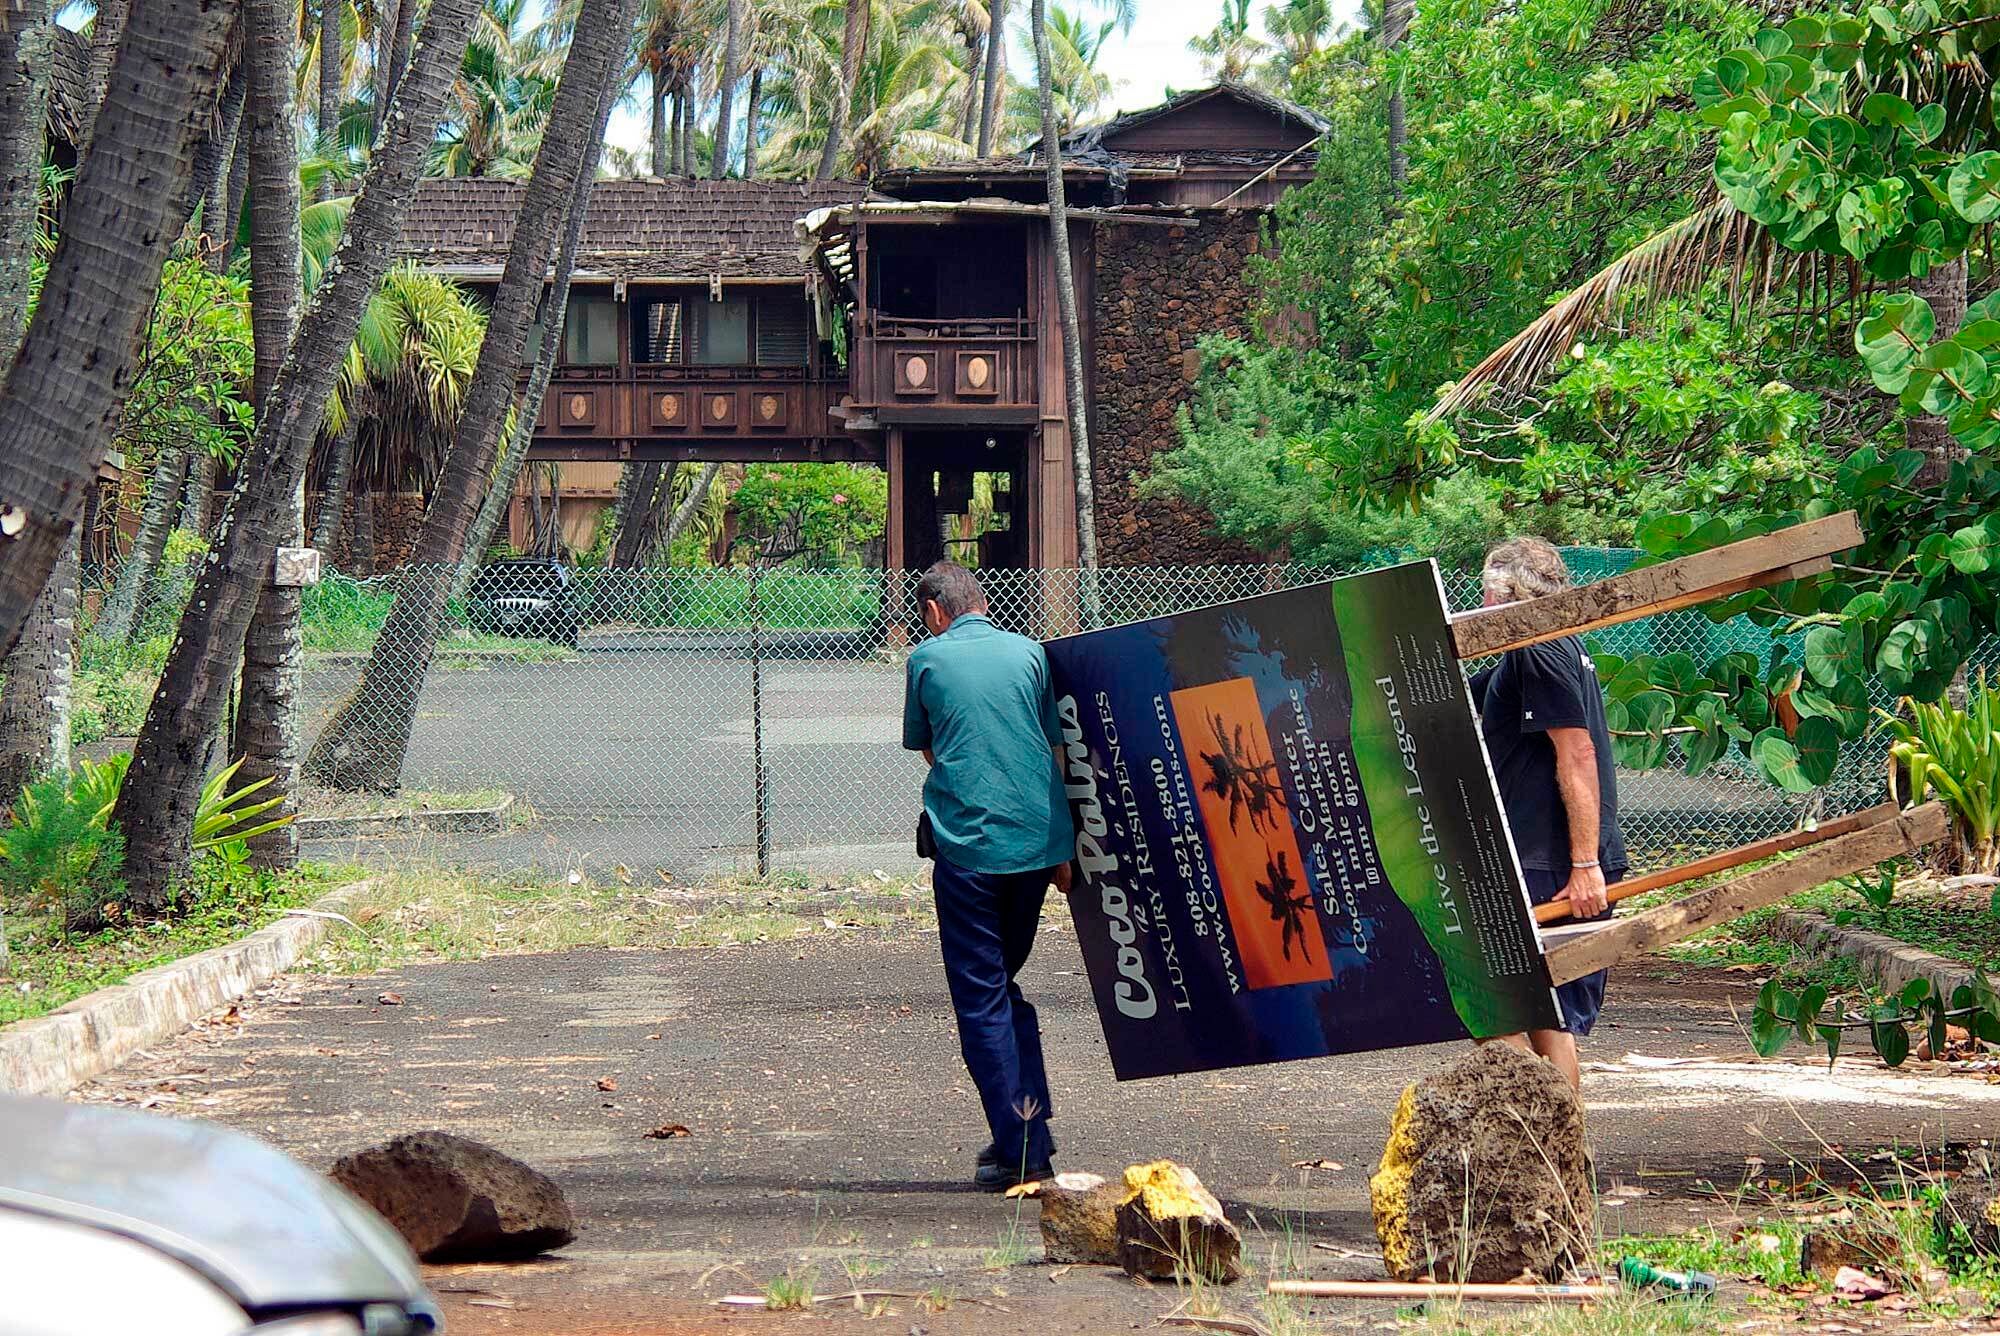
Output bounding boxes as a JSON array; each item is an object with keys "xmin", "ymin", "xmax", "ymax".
[{"xmin": 74, "ymin": 920, "xmax": 2000, "ymax": 1335}]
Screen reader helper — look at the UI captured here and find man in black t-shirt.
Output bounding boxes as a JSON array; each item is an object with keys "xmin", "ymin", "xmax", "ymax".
[{"xmin": 1469, "ymin": 537, "xmax": 1627, "ymax": 1092}]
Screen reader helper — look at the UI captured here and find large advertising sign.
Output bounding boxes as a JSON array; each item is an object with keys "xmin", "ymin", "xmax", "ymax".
[{"xmin": 1042, "ymin": 562, "xmax": 1561, "ymax": 1080}]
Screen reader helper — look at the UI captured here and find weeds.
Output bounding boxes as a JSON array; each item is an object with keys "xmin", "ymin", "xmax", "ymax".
[{"xmin": 762, "ymin": 1266, "xmax": 815, "ymax": 1311}]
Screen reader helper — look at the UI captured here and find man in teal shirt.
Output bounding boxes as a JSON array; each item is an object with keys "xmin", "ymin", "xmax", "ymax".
[{"xmin": 903, "ymin": 561, "xmax": 1074, "ymax": 1190}]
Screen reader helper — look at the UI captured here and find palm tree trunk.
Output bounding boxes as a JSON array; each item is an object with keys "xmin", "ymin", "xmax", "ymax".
[
  {"xmin": 659, "ymin": 460, "xmax": 717, "ymax": 555},
  {"xmin": 0, "ymin": 0, "xmax": 54, "ymax": 354},
  {"xmin": 818, "ymin": 0, "xmax": 869, "ymax": 179},
  {"xmin": 741, "ymin": 67, "xmax": 761, "ymax": 178},
  {"xmin": 0, "ymin": 0, "xmax": 235, "ymax": 663},
  {"xmin": 710, "ymin": 0, "xmax": 744, "ymax": 179},
  {"xmin": 369, "ymin": 0, "xmax": 393, "ymax": 140},
  {"xmin": 114, "ymin": 0, "xmax": 482, "ymax": 915},
  {"xmin": 188, "ymin": 56, "xmax": 248, "ymax": 246},
  {"xmin": 311, "ymin": 419, "xmax": 358, "ymax": 550},
  {"xmin": 679, "ymin": 85, "xmax": 694, "ymax": 175},
  {"xmin": 349, "ymin": 487, "xmax": 375, "ymax": 573},
  {"xmin": 1381, "ymin": 0, "xmax": 1410, "ymax": 194},
  {"xmin": 73, "ymin": 0, "xmax": 133, "ymax": 154},
  {"xmin": 0, "ymin": 529, "xmax": 78, "ymax": 806},
  {"xmin": 957, "ymin": 32, "xmax": 981, "ymax": 144},
  {"xmin": 303, "ymin": 0, "xmax": 634, "ymax": 793},
  {"xmin": 610, "ymin": 461, "xmax": 663, "ymax": 567},
  {"xmin": 318, "ymin": 0, "xmax": 343, "ymax": 195},
  {"xmin": 1910, "ymin": 256, "xmax": 1969, "ymax": 488},
  {"xmin": 630, "ymin": 460, "xmax": 679, "ymax": 564},
  {"xmin": 453, "ymin": 118, "xmax": 604, "ymax": 601},
  {"xmin": 977, "ymin": 0, "xmax": 1008, "ymax": 157},
  {"xmin": 233, "ymin": 0, "xmax": 305, "ymax": 871},
  {"xmin": 1028, "ymin": 0, "xmax": 1097, "ymax": 581},
  {"xmin": 383, "ymin": 0, "xmax": 419, "ymax": 116},
  {"xmin": 221, "ymin": 128, "xmax": 251, "ymax": 261},
  {"xmin": 650, "ymin": 75, "xmax": 668, "ymax": 177},
  {"xmin": 180, "ymin": 451, "xmax": 220, "ymax": 533},
  {"xmin": 95, "ymin": 443, "xmax": 192, "ymax": 642}
]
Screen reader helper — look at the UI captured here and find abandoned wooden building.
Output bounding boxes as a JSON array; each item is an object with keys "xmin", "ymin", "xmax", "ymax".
[{"xmin": 338, "ymin": 82, "xmax": 1331, "ymax": 573}]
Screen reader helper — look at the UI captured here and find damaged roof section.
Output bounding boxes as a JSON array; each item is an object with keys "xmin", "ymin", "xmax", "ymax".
[
  {"xmin": 397, "ymin": 178, "xmax": 879, "ymax": 281},
  {"xmin": 874, "ymin": 82, "xmax": 1327, "ymax": 205}
]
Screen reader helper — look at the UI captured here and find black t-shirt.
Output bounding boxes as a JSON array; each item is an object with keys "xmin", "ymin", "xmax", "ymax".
[{"xmin": 1468, "ymin": 636, "xmax": 1627, "ymax": 876}]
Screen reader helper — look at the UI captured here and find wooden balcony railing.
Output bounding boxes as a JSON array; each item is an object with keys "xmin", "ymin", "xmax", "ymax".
[
  {"xmin": 530, "ymin": 365, "xmax": 840, "ymax": 441},
  {"xmin": 854, "ymin": 314, "xmax": 1038, "ymax": 411}
]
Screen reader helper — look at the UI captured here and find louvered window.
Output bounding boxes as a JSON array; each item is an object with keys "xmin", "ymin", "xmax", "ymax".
[
  {"xmin": 755, "ymin": 294, "xmax": 810, "ymax": 366},
  {"xmin": 637, "ymin": 300, "xmax": 683, "ymax": 363}
]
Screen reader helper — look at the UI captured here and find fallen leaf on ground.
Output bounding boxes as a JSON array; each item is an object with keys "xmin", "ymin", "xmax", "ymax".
[
  {"xmin": 596, "ymin": 1077, "xmax": 618, "ymax": 1092},
  {"xmin": 644, "ymin": 1123, "xmax": 691, "ymax": 1139},
  {"xmin": 1292, "ymin": 1158, "xmax": 1344, "ymax": 1171},
  {"xmin": 376, "ymin": 992, "xmax": 404, "ymax": 1006}
]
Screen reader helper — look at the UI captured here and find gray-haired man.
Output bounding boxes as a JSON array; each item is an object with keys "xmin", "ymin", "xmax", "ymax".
[{"xmin": 1468, "ymin": 537, "xmax": 1627, "ymax": 1090}]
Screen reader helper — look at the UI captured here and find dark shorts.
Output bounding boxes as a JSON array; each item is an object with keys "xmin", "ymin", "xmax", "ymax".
[{"xmin": 1526, "ymin": 867, "xmax": 1623, "ymax": 1037}]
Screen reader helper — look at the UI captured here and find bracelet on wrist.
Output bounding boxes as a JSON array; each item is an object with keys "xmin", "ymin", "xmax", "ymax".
[{"xmin": 1572, "ymin": 859, "xmax": 1600, "ymax": 869}]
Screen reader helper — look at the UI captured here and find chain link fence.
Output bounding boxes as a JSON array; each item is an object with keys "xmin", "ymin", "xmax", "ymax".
[
  {"xmin": 78, "ymin": 551, "xmax": 1884, "ymax": 878},
  {"xmin": 74, "ymin": 544, "xmax": 1888, "ymax": 876}
]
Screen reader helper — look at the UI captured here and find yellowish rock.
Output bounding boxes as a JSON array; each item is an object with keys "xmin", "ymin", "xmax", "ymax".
[{"xmin": 1114, "ymin": 1160, "xmax": 1242, "ymax": 1283}]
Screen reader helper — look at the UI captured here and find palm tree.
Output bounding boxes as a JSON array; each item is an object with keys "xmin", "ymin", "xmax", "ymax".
[
  {"xmin": 115, "ymin": 0, "xmax": 487, "ymax": 913},
  {"xmin": 235, "ymin": 0, "xmax": 306, "ymax": 871},
  {"xmin": 844, "ymin": 18, "xmax": 971, "ymax": 175},
  {"xmin": 434, "ymin": 0, "xmax": 562, "ymax": 175},
  {"xmin": 311, "ymin": 262, "xmax": 487, "ymax": 557},
  {"xmin": 1029, "ymin": 0, "xmax": 1097, "ymax": 576},
  {"xmin": 818, "ymin": 0, "xmax": 872, "ymax": 178},
  {"xmin": 303, "ymin": 0, "xmax": 637, "ymax": 793},
  {"xmin": 1190, "ymin": 0, "xmax": 1267, "ymax": 83},
  {"xmin": 710, "ymin": 0, "xmax": 748, "ymax": 175},
  {"xmin": 1004, "ymin": 3, "xmax": 1114, "ymax": 135},
  {"xmin": 0, "ymin": 0, "xmax": 236, "ymax": 659},
  {"xmin": 977, "ymin": 0, "xmax": 1006, "ymax": 154},
  {"xmin": 1375, "ymin": 0, "xmax": 1411, "ymax": 191},
  {"xmin": 1262, "ymin": 0, "xmax": 1332, "ymax": 83}
]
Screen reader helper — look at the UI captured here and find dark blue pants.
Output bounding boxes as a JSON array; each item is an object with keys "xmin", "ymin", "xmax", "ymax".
[{"xmin": 933, "ymin": 855, "xmax": 1055, "ymax": 1168}]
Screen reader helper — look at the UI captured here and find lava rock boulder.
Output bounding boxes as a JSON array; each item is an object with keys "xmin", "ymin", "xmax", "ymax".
[
  {"xmin": 1369, "ymin": 1043, "xmax": 1592, "ymax": 1283},
  {"xmin": 331, "ymin": 1131, "xmax": 577, "ymax": 1262}
]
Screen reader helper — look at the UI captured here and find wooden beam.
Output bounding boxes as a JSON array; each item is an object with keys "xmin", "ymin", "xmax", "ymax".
[
  {"xmin": 1544, "ymin": 801, "xmax": 1948, "ymax": 987},
  {"xmin": 1534, "ymin": 802, "xmax": 1901, "ymax": 924},
  {"xmin": 1449, "ymin": 512, "xmax": 1862, "ymax": 660},
  {"xmin": 1267, "ymin": 1281, "xmax": 1615, "ymax": 1302}
]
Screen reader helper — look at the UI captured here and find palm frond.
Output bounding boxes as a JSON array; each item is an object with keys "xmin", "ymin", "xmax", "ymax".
[{"xmin": 1422, "ymin": 198, "xmax": 1825, "ymax": 427}]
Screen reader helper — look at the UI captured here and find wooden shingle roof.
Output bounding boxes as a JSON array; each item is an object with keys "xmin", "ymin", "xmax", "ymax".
[
  {"xmin": 397, "ymin": 177, "xmax": 878, "ymax": 280},
  {"xmin": 46, "ymin": 25, "xmax": 91, "ymax": 148}
]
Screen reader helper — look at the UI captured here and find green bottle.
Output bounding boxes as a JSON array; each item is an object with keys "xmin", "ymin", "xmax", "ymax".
[{"xmin": 1619, "ymin": 1257, "xmax": 1718, "ymax": 1297}]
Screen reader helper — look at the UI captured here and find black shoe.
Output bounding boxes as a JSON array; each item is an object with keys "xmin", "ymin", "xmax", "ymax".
[
  {"xmin": 977, "ymin": 1136, "xmax": 1058, "ymax": 1169},
  {"xmin": 974, "ymin": 1159, "xmax": 1054, "ymax": 1192}
]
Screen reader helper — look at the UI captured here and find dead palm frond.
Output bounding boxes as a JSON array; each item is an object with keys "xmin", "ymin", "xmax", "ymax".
[{"xmin": 1421, "ymin": 196, "xmax": 1843, "ymax": 427}]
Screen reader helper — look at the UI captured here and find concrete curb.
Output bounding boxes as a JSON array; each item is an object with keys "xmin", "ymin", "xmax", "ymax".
[
  {"xmin": 1768, "ymin": 908, "xmax": 1981, "ymax": 1000},
  {"xmin": 297, "ymin": 795, "xmax": 514, "ymax": 841},
  {"xmin": 0, "ymin": 880, "xmax": 374, "ymax": 1098}
]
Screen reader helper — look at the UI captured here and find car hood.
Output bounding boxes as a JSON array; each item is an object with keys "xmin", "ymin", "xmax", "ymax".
[{"xmin": 0, "ymin": 1095, "xmax": 426, "ymax": 1312}]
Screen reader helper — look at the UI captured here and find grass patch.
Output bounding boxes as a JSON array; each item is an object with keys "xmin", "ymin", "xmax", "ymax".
[
  {"xmin": 0, "ymin": 861, "xmax": 351, "ymax": 1025},
  {"xmin": 1606, "ymin": 1221, "xmax": 1807, "ymax": 1294},
  {"xmin": 1399, "ymin": 1293, "xmax": 1724, "ymax": 1335},
  {"xmin": 294, "ymin": 786, "xmax": 510, "ymax": 821},
  {"xmin": 303, "ymin": 864, "xmax": 935, "ymax": 974}
]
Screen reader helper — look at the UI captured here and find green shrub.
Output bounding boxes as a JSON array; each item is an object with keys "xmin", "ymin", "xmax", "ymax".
[{"xmin": 0, "ymin": 767, "xmax": 127, "ymax": 931}]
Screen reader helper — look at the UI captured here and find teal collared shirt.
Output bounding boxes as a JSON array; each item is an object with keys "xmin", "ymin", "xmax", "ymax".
[{"xmin": 902, "ymin": 614, "xmax": 1074, "ymax": 875}]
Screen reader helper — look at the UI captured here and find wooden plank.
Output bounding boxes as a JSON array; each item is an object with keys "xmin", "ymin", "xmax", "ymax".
[
  {"xmin": 1533, "ymin": 802, "xmax": 1900, "ymax": 925},
  {"xmin": 1449, "ymin": 512, "xmax": 1862, "ymax": 660},
  {"xmin": 1267, "ymin": 1281, "xmax": 1615, "ymax": 1302},
  {"xmin": 1544, "ymin": 801, "xmax": 1948, "ymax": 987}
]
